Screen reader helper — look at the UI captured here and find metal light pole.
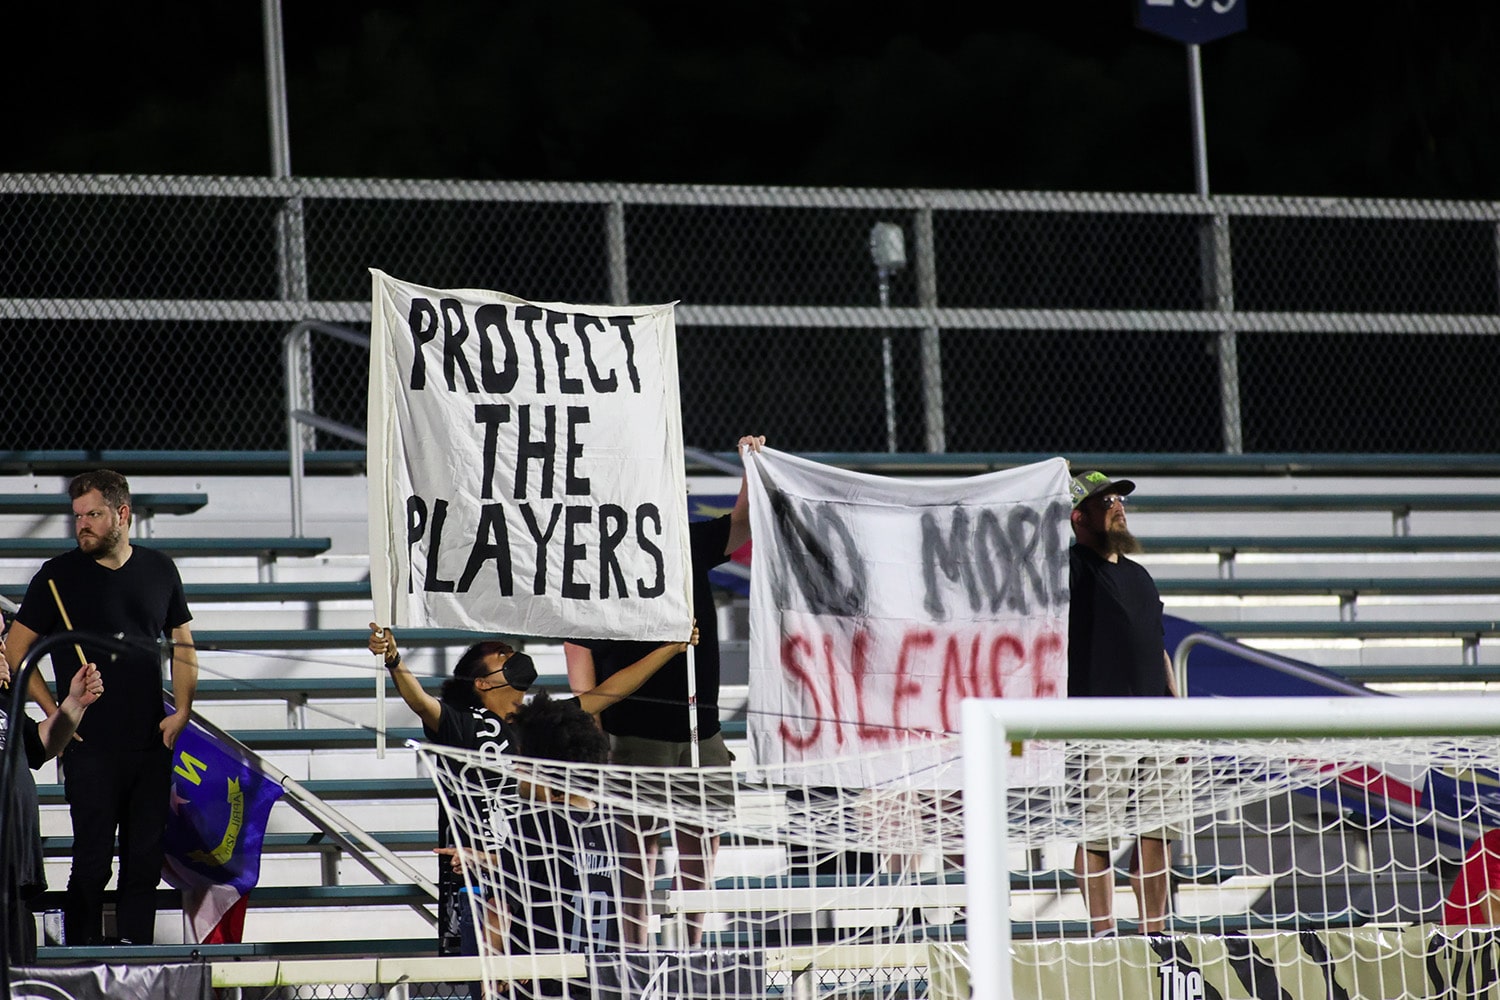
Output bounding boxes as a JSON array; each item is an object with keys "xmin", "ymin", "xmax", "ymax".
[
  {"xmin": 1136, "ymin": 0, "xmax": 1248, "ymax": 454},
  {"xmin": 263, "ymin": 0, "xmax": 308, "ymax": 302},
  {"xmin": 869, "ymin": 221, "xmax": 907, "ymax": 453},
  {"xmin": 262, "ymin": 0, "xmax": 292, "ymax": 179},
  {"xmin": 1186, "ymin": 42, "xmax": 1211, "ymax": 199}
]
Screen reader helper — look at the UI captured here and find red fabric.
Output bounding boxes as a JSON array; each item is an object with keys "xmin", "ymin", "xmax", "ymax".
[
  {"xmin": 1334, "ymin": 764, "xmax": 1423, "ymax": 806},
  {"xmin": 1444, "ymin": 828, "xmax": 1500, "ymax": 925},
  {"xmin": 201, "ymin": 893, "xmax": 249, "ymax": 944}
]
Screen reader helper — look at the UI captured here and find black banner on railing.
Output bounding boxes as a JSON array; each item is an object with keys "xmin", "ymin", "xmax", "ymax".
[{"xmin": 9, "ymin": 962, "xmax": 210, "ymax": 1000}]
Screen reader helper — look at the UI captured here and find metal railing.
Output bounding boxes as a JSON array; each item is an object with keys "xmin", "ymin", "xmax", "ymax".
[
  {"xmin": 284, "ymin": 319, "xmax": 368, "ymax": 537},
  {"xmin": 1171, "ymin": 629, "xmax": 1377, "ymax": 701},
  {"xmin": 6, "ymin": 173, "xmax": 1500, "ymax": 456}
]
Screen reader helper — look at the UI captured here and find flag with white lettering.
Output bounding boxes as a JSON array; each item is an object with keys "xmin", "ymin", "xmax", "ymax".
[
  {"xmin": 161, "ymin": 711, "xmax": 284, "ymax": 943},
  {"xmin": 744, "ymin": 449, "xmax": 1070, "ymax": 786},
  {"xmin": 368, "ymin": 270, "xmax": 692, "ymax": 641}
]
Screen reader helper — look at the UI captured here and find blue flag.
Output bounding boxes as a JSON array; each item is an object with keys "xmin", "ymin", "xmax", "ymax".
[{"xmin": 160, "ymin": 708, "xmax": 284, "ymax": 942}]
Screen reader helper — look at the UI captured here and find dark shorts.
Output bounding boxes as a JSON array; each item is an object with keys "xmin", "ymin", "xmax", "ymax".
[
  {"xmin": 607, "ymin": 733, "xmax": 737, "ymax": 833},
  {"xmin": 609, "ymin": 731, "xmax": 734, "ymax": 768}
]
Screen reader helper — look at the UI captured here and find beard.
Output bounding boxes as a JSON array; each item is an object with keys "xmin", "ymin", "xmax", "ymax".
[
  {"xmin": 1106, "ymin": 523, "xmax": 1141, "ymax": 556},
  {"xmin": 78, "ymin": 523, "xmax": 125, "ymax": 559}
]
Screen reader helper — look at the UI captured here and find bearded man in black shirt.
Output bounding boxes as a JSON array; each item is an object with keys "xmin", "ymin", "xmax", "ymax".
[
  {"xmin": 1067, "ymin": 469, "xmax": 1179, "ymax": 937},
  {"xmin": 6, "ymin": 469, "xmax": 199, "ymax": 946}
]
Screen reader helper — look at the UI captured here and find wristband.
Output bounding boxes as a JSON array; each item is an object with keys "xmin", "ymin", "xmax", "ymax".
[{"xmin": 386, "ymin": 653, "xmax": 401, "ymax": 671}]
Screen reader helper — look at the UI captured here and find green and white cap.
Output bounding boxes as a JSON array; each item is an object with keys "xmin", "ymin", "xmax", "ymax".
[{"xmin": 1068, "ymin": 470, "xmax": 1136, "ymax": 509}]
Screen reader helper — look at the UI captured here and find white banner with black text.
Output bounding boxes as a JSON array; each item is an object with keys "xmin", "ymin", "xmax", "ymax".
[
  {"xmin": 368, "ymin": 270, "xmax": 692, "ymax": 641},
  {"xmin": 744, "ymin": 449, "xmax": 1071, "ymax": 787}
]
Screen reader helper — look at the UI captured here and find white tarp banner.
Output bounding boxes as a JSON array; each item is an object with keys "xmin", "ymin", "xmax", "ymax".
[
  {"xmin": 367, "ymin": 270, "xmax": 692, "ymax": 641},
  {"xmin": 744, "ymin": 449, "xmax": 1071, "ymax": 786}
]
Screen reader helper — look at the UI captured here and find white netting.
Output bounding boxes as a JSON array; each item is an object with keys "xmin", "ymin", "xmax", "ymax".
[
  {"xmin": 418, "ymin": 736, "xmax": 966, "ymax": 999},
  {"xmin": 416, "ymin": 733, "xmax": 1500, "ymax": 1000}
]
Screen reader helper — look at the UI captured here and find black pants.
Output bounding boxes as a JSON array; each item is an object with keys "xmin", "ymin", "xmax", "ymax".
[
  {"xmin": 62, "ymin": 745, "xmax": 171, "ymax": 945},
  {"xmin": 4, "ymin": 882, "xmax": 38, "ymax": 964}
]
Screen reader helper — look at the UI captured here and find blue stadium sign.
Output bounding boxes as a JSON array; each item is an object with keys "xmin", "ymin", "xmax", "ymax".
[{"xmin": 1136, "ymin": 0, "xmax": 1247, "ymax": 45}]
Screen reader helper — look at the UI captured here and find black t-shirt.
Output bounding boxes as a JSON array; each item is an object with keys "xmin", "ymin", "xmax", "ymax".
[
  {"xmin": 502, "ymin": 801, "xmax": 624, "ymax": 999},
  {"xmin": 430, "ymin": 699, "xmax": 520, "ymax": 759},
  {"xmin": 429, "ymin": 700, "xmax": 520, "ymax": 954},
  {"xmin": 1067, "ymin": 544, "xmax": 1168, "ymax": 698},
  {"xmin": 576, "ymin": 515, "xmax": 732, "ymax": 741},
  {"xmin": 1, "ymin": 705, "xmax": 50, "ymax": 895},
  {"xmin": 15, "ymin": 546, "xmax": 192, "ymax": 750},
  {"xmin": 429, "ymin": 700, "xmax": 519, "ymax": 864}
]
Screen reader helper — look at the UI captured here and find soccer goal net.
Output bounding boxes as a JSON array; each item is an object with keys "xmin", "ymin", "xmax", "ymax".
[
  {"xmin": 965, "ymin": 695, "xmax": 1500, "ymax": 1000},
  {"xmin": 416, "ymin": 734, "xmax": 968, "ymax": 1000},
  {"xmin": 416, "ymin": 694, "xmax": 1500, "ymax": 1000}
]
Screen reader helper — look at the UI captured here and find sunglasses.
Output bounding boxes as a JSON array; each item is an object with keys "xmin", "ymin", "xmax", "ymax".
[{"xmin": 1095, "ymin": 494, "xmax": 1127, "ymax": 510}]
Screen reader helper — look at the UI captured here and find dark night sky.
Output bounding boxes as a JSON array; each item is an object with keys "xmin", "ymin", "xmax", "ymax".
[{"xmin": 6, "ymin": 2, "xmax": 1499, "ymax": 199}]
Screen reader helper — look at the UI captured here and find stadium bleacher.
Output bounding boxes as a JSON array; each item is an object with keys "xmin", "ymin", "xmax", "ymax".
[{"xmin": 6, "ymin": 457, "xmax": 1500, "ymax": 961}]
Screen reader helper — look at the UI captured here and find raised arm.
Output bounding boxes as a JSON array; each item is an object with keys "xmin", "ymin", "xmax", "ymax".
[
  {"xmin": 726, "ymin": 434, "xmax": 766, "ymax": 554},
  {"xmin": 573, "ymin": 625, "xmax": 699, "ymax": 718},
  {"xmin": 40, "ymin": 661, "xmax": 103, "ymax": 758},
  {"xmin": 369, "ymin": 623, "xmax": 443, "ymax": 731}
]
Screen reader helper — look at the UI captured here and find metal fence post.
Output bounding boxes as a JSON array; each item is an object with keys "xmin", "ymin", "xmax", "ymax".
[
  {"xmin": 607, "ymin": 199, "xmax": 629, "ymax": 306},
  {"xmin": 914, "ymin": 206, "xmax": 946, "ymax": 453},
  {"xmin": 284, "ymin": 324, "xmax": 311, "ymax": 538},
  {"xmin": 1204, "ymin": 206, "xmax": 1242, "ymax": 454},
  {"xmin": 262, "ymin": 0, "xmax": 308, "ymax": 305}
]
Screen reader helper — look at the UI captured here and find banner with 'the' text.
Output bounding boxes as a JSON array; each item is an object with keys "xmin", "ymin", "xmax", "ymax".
[{"xmin": 368, "ymin": 270, "xmax": 692, "ymax": 642}]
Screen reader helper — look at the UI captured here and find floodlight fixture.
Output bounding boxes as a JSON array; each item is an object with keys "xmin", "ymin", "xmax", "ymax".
[{"xmin": 869, "ymin": 221, "xmax": 907, "ymax": 274}]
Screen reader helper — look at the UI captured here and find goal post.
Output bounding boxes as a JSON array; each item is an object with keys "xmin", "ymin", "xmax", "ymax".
[{"xmin": 962, "ymin": 695, "xmax": 1500, "ymax": 1000}]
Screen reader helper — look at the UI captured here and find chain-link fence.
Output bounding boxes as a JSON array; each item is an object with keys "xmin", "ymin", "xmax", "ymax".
[{"xmin": 4, "ymin": 174, "xmax": 1498, "ymax": 456}]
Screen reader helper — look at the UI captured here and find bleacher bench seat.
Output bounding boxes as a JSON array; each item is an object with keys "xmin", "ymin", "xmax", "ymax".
[
  {"xmin": 0, "ymin": 536, "xmax": 332, "ymax": 560},
  {"xmin": 0, "ymin": 449, "xmax": 364, "ymax": 475},
  {"xmin": 0, "ymin": 491, "xmax": 207, "ymax": 516},
  {"xmin": 194, "ymin": 675, "xmax": 444, "ymax": 698},
  {"xmin": 1202, "ymin": 620, "xmax": 1500, "ymax": 640},
  {"xmin": 1329, "ymin": 664, "xmax": 1500, "ymax": 683},
  {"xmin": 30, "ymin": 883, "xmax": 434, "ymax": 915},
  {"xmin": 1129, "ymin": 493, "xmax": 1500, "ymax": 515},
  {"xmin": 3, "ymin": 577, "xmax": 363, "ymax": 606},
  {"xmin": 181, "ymin": 580, "xmax": 372, "ymax": 602},
  {"xmin": 189, "ymin": 627, "xmax": 488, "ymax": 651},
  {"xmin": 42, "ymin": 829, "xmax": 439, "ymax": 858},
  {"xmin": 1141, "ymin": 534, "xmax": 1500, "ymax": 554},
  {"xmin": 35, "ymin": 777, "xmax": 435, "ymax": 805},
  {"xmin": 1156, "ymin": 576, "xmax": 1500, "ymax": 598},
  {"xmin": 34, "ymin": 938, "xmax": 436, "ymax": 964}
]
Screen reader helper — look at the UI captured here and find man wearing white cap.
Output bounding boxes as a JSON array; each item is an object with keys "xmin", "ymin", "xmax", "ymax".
[{"xmin": 1067, "ymin": 469, "xmax": 1179, "ymax": 937}]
